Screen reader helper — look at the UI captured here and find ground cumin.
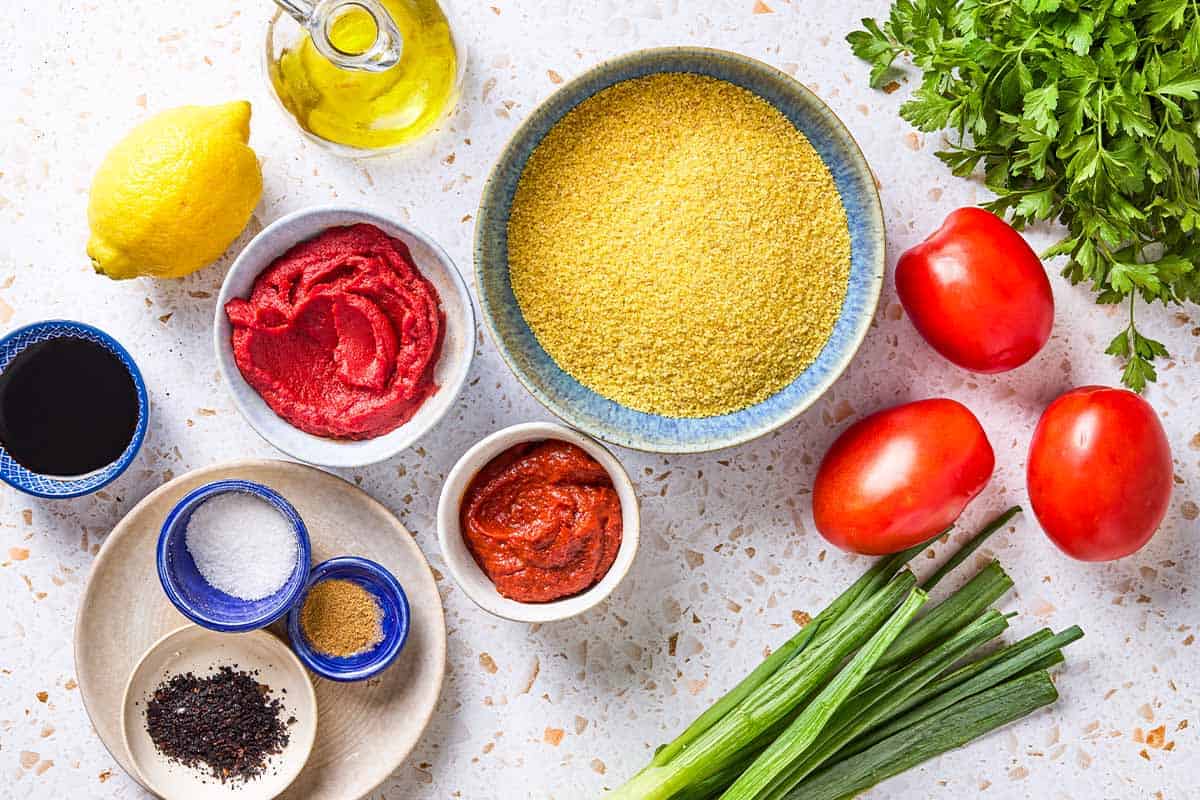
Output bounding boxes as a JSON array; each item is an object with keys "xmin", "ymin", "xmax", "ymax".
[
  {"xmin": 299, "ymin": 578, "xmax": 384, "ymax": 657},
  {"xmin": 507, "ymin": 72, "xmax": 851, "ymax": 418}
]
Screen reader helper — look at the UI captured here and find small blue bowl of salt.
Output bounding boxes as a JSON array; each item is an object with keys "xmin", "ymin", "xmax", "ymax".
[{"xmin": 157, "ymin": 479, "xmax": 312, "ymax": 633}]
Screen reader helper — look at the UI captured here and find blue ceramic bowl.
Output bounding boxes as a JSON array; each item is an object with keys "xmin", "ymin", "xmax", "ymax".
[
  {"xmin": 157, "ymin": 480, "xmax": 312, "ymax": 632},
  {"xmin": 475, "ymin": 47, "xmax": 885, "ymax": 453},
  {"xmin": 0, "ymin": 320, "xmax": 149, "ymax": 498},
  {"xmin": 287, "ymin": 556, "xmax": 411, "ymax": 682}
]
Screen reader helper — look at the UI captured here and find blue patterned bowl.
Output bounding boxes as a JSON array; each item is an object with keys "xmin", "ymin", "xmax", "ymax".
[
  {"xmin": 0, "ymin": 320, "xmax": 149, "ymax": 498},
  {"xmin": 286, "ymin": 556, "xmax": 411, "ymax": 682},
  {"xmin": 475, "ymin": 47, "xmax": 885, "ymax": 453}
]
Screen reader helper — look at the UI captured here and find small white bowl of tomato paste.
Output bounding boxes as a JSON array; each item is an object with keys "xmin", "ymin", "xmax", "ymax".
[
  {"xmin": 215, "ymin": 206, "xmax": 474, "ymax": 467},
  {"xmin": 437, "ymin": 421, "xmax": 640, "ymax": 622}
]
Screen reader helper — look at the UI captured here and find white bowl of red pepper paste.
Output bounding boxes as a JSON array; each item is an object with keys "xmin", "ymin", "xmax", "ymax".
[
  {"xmin": 214, "ymin": 205, "xmax": 475, "ymax": 468},
  {"xmin": 437, "ymin": 421, "xmax": 640, "ymax": 622}
]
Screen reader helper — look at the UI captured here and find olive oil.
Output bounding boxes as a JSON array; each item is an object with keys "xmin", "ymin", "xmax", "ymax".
[{"xmin": 268, "ymin": 0, "xmax": 458, "ymax": 151}]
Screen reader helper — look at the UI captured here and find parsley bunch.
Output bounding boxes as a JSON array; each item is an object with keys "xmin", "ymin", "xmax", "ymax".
[{"xmin": 849, "ymin": 0, "xmax": 1200, "ymax": 390}]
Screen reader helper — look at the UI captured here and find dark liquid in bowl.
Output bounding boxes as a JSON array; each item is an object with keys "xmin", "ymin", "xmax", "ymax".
[{"xmin": 0, "ymin": 337, "xmax": 139, "ymax": 476}]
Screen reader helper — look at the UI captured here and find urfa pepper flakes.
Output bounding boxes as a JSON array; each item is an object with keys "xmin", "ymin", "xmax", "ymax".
[{"xmin": 144, "ymin": 666, "xmax": 294, "ymax": 783}]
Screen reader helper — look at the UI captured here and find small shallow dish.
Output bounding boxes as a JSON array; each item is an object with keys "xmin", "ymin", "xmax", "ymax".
[
  {"xmin": 437, "ymin": 421, "xmax": 639, "ymax": 622},
  {"xmin": 158, "ymin": 480, "xmax": 312, "ymax": 632},
  {"xmin": 215, "ymin": 206, "xmax": 475, "ymax": 468},
  {"xmin": 0, "ymin": 320, "xmax": 149, "ymax": 498},
  {"xmin": 122, "ymin": 624, "xmax": 317, "ymax": 800},
  {"xmin": 286, "ymin": 556, "xmax": 411, "ymax": 682},
  {"xmin": 475, "ymin": 47, "xmax": 885, "ymax": 453}
]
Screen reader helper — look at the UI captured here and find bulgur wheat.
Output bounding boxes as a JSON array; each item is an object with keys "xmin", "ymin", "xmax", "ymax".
[{"xmin": 507, "ymin": 72, "xmax": 851, "ymax": 418}]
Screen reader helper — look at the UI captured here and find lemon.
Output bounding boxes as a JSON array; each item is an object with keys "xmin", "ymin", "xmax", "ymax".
[{"xmin": 87, "ymin": 101, "xmax": 263, "ymax": 280}]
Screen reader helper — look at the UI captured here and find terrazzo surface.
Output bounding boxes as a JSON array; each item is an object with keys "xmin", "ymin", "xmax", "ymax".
[{"xmin": 1, "ymin": 1, "xmax": 1197, "ymax": 798}]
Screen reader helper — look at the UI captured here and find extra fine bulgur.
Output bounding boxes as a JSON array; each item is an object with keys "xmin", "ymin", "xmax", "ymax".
[{"xmin": 507, "ymin": 72, "xmax": 852, "ymax": 418}]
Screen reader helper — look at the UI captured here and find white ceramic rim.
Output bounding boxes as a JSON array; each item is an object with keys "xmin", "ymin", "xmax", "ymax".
[
  {"xmin": 214, "ymin": 205, "xmax": 476, "ymax": 468},
  {"xmin": 436, "ymin": 421, "xmax": 640, "ymax": 622},
  {"xmin": 119, "ymin": 624, "xmax": 318, "ymax": 800}
]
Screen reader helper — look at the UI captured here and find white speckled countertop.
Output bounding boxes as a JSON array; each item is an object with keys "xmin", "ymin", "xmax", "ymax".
[{"xmin": 1, "ymin": 1, "xmax": 1196, "ymax": 798}]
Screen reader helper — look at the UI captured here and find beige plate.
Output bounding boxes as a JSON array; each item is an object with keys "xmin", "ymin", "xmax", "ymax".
[
  {"xmin": 75, "ymin": 459, "xmax": 447, "ymax": 800},
  {"xmin": 122, "ymin": 626, "xmax": 318, "ymax": 800}
]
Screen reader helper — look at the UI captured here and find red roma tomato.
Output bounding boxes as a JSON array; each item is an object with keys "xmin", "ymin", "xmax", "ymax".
[
  {"xmin": 813, "ymin": 398, "xmax": 996, "ymax": 555},
  {"xmin": 1027, "ymin": 386, "xmax": 1172, "ymax": 561},
  {"xmin": 896, "ymin": 207, "xmax": 1054, "ymax": 373}
]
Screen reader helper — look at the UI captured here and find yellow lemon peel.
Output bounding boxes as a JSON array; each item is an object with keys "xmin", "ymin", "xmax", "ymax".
[{"xmin": 87, "ymin": 101, "xmax": 262, "ymax": 280}]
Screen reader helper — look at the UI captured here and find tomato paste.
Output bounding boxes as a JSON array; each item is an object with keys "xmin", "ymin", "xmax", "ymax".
[
  {"xmin": 225, "ymin": 223, "xmax": 443, "ymax": 440},
  {"xmin": 460, "ymin": 440, "xmax": 623, "ymax": 603}
]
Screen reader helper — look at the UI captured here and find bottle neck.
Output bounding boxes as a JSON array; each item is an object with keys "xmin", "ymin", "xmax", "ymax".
[{"xmin": 275, "ymin": 0, "xmax": 403, "ymax": 72}]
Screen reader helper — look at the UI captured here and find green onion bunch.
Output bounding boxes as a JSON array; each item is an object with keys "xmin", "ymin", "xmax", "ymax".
[{"xmin": 606, "ymin": 508, "xmax": 1083, "ymax": 800}]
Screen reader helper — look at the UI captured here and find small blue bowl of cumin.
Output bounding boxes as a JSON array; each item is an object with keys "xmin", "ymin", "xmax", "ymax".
[
  {"xmin": 286, "ymin": 556, "xmax": 411, "ymax": 682},
  {"xmin": 474, "ymin": 46, "xmax": 885, "ymax": 454}
]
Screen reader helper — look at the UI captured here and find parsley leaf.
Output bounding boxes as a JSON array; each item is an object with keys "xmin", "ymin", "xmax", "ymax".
[{"xmin": 849, "ymin": 0, "xmax": 1200, "ymax": 391}]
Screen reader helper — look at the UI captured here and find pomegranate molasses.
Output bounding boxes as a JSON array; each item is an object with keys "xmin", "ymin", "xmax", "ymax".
[{"xmin": 0, "ymin": 337, "xmax": 138, "ymax": 475}]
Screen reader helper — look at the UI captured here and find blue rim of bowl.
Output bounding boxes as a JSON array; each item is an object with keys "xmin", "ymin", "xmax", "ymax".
[
  {"xmin": 474, "ymin": 46, "xmax": 886, "ymax": 453},
  {"xmin": 0, "ymin": 320, "xmax": 149, "ymax": 498},
  {"xmin": 157, "ymin": 479, "xmax": 312, "ymax": 632},
  {"xmin": 286, "ymin": 556, "xmax": 411, "ymax": 682}
]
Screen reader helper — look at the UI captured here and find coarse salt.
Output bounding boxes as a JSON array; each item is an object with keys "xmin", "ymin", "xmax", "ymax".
[{"xmin": 184, "ymin": 492, "xmax": 299, "ymax": 600}]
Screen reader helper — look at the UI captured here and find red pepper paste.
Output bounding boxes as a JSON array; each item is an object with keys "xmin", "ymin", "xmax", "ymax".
[
  {"xmin": 460, "ymin": 440, "xmax": 623, "ymax": 603},
  {"xmin": 225, "ymin": 223, "xmax": 443, "ymax": 440}
]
